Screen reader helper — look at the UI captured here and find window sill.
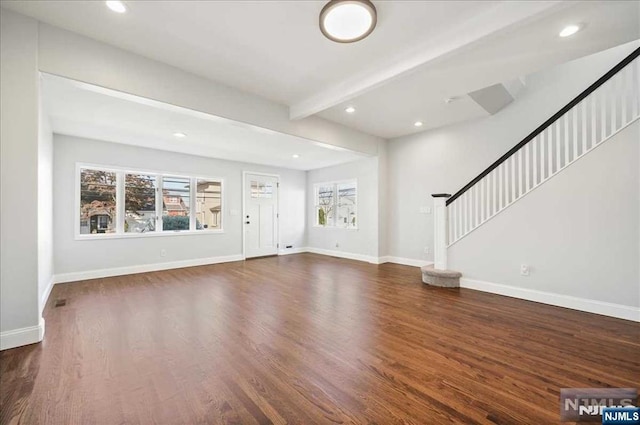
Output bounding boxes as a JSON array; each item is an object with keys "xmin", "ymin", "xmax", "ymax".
[
  {"xmin": 75, "ymin": 229, "xmax": 224, "ymax": 241},
  {"xmin": 312, "ymin": 225, "xmax": 358, "ymax": 231}
]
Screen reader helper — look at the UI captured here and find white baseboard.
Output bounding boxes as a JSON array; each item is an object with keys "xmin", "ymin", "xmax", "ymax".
[
  {"xmin": 460, "ymin": 277, "xmax": 640, "ymax": 322},
  {"xmin": 53, "ymin": 254, "xmax": 244, "ymax": 284},
  {"xmin": 40, "ymin": 276, "xmax": 55, "ymax": 314},
  {"xmin": 379, "ymin": 256, "xmax": 433, "ymax": 268},
  {"xmin": 1, "ymin": 318, "xmax": 45, "ymax": 351},
  {"xmin": 278, "ymin": 247, "xmax": 309, "ymax": 256},
  {"xmin": 306, "ymin": 247, "xmax": 380, "ymax": 264}
]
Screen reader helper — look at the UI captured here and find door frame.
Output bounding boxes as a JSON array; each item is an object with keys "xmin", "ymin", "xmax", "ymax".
[{"xmin": 242, "ymin": 171, "xmax": 280, "ymax": 259}]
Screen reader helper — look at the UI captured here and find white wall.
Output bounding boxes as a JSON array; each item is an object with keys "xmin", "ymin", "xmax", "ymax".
[
  {"xmin": 0, "ymin": 9, "xmax": 43, "ymax": 348},
  {"xmin": 53, "ymin": 135, "xmax": 306, "ymax": 277},
  {"xmin": 38, "ymin": 93, "xmax": 54, "ymax": 314},
  {"xmin": 449, "ymin": 120, "xmax": 639, "ymax": 310},
  {"xmin": 306, "ymin": 156, "xmax": 380, "ymax": 262},
  {"xmin": 387, "ymin": 41, "xmax": 639, "ymax": 262},
  {"xmin": 37, "ymin": 23, "xmax": 384, "ymax": 156}
]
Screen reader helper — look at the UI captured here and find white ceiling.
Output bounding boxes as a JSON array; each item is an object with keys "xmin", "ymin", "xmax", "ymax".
[
  {"xmin": 317, "ymin": 1, "xmax": 640, "ymax": 138},
  {"xmin": 42, "ymin": 74, "xmax": 367, "ymax": 171},
  {"xmin": 4, "ymin": 0, "xmax": 640, "ymax": 139}
]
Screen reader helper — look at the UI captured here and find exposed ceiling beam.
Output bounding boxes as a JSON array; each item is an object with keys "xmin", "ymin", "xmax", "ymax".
[{"xmin": 289, "ymin": 1, "xmax": 568, "ymax": 121}]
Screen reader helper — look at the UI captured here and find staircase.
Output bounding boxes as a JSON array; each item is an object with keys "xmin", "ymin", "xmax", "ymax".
[{"xmin": 425, "ymin": 46, "xmax": 639, "ymax": 281}]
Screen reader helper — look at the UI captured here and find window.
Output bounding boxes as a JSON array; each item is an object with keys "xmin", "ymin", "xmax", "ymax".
[
  {"xmin": 77, "ymin": 165, "xmax": 223, "ymax": 238},
  {"xmin": 196, "ymin": 180, "xmax": 222, "ymax": 230},
  {"xmin": 125, "ymin": 173, "xmax": 156, "ymax": 233},
  {"xmin": 162, "ymin": 176, "xmax": 191, "ymax": 231},
  {"xmin": 251, "ymin": 180, "xmax": 273, "ymax": 199},
  {"xmin": 314, "ymin": 180, "xmax": 357, "ymax": 229},
  {"xmin": 79, "ymin": 169, "xmax": 117, "ymax": 234}
]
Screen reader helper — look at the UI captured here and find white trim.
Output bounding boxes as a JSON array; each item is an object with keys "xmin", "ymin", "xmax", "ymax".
[
  {"xmin": 379, "ymin": 256, "xmax": 433, "ymax": 268},
  {"xmin": 75, "ymin": 229, "xmax": 225, "ymax": 241},
  {"xmin": 278, "ymin": 247, "xmax": 308, "ymax": 256},
  {"xmin": 242, "ymin": 171, "xmax": 280, "ymax": 259},
  {"xmin": 53, "ymin": 254, "xmax": 244, "ymax": 284},
  {"xmin": 306, "ymin": 247, "xmax": 379, "ymax": 264},
  {"xmin": 1, "ymin": 318, "xmax": 45, "ymax": 351},
  {"xmin": 460, "ymin": 277, "xmax": 640, "ymax": 322},
  {"xmin": 40, "ymin": 276, "xmax": 55, "ymax": 315}
]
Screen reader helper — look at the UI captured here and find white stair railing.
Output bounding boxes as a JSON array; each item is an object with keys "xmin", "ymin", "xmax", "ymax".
[
  {"xmin": 436, "ymin": 49, "xmax": 640, "ymax": 253},
  {"xmin": 432, "ymin": 48, "xmax": 639, "ymax": 269}
]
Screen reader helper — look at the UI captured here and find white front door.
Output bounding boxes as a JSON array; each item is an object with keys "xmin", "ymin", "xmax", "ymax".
[{"xmin": 244, "ymin": 173, "xmax": 279, "ymax": 258}]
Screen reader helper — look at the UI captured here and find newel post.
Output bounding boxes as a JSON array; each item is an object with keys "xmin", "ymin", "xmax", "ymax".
[{"xmin": 431, "ymin": 193, "xmax": 451, "ymax": 270}]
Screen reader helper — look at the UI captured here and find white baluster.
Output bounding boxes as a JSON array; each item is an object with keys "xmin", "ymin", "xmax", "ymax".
[
  {"xmin": 611, "ymin": 73, "xmax": 618, "ymax": 132},
  {"xmin": 485, "ymin": 174, "xmax": 490, "ymax": 220},
  {"xmin": 464, "ymin": 192, "xmax": 468, "ymax": 235},
  {"xmin": 525, "ymin": 141, "xmax": 531, "ymax": 191},
  {"xmin": 591, "ymin": 93, "xmax": 597, "ymax": 150},
  {"xmin": 518, "ymin": 149, "xmax": 523, "ymax": 197},
  {"xmin": 582, "ymin": 99, "xmax": 587, "ymax": 156},
  {"xmin": 432, "ymin": 194, "xmax": 449, "ymax": 270},
  {"xmin": 564, "ymin": 113, "xmax": 569, "ymax": 167},
  {"xmin": 547, "ymin": 127, "xmax": 553, "ymax": 178},
  {"xmin": 572, "ymin": 107, "xmax": 578, "ymax": 163},
  {"xmin": 533, "ymin": 135, "xmax": 539, "ymax": 186},
  {"xmin": 499, "ymin": 163, "xmax": 504, "ymax": 210},
  {"xmin": 511, "ymin": 155, "xmax": 516, "ymax": 202},
  {"xmin": 601, "ymin": 85, "xmax": 607, "ymax": 141},
  {"xmin": 540, "ymin": 130, "xmax": 546, "ymax": 182},
  {"xmin": 475, "ymin": 184, "xmax": 480, "ymax": 228},
  {"xmin": 492, "ymin": 169, "xmax": 497, "ymax": 215},
  {"xmin": 556, "ymin": 120, "xmax": 561, "ymax": 173},
  {"xmin": 622, "ymin": 65, "xmax": 628, "ymax": 125},
  {"xmin": 633, "ymin": 60, "xmax": 639, "ymax": 118}
]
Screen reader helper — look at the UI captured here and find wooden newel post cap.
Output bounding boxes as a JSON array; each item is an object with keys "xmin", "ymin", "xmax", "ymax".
[{"xmin": 431, "ymin": 193, "xmax": 451, "ymax": 198}]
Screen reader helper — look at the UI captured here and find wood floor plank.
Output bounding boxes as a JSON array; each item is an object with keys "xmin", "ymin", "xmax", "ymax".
[{"xmin": 1, "ymin": 253, "xmax": 638, "ymax": 424}]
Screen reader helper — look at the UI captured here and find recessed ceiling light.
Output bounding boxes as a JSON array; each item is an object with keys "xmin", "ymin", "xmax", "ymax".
[
  {"xmin": 345, "ymin": 106, "xmax": 356, "ymax": 113},
  {"xmin": 559, "ymin": 25, "xmax": 580, "ymax": 37},
  {"xmin": 320, "ymin": 0, "xmax": 377, "ymax": 43},
  {"xmin": 173, "ymin": 132, "xmax": 187, "ymax": 138},
  {"xmin": 414, "ymin": 121, "xmax": 423, "ymax": 127},
  {"xmin": 292, "ymin": 154, "xmax": 300, "ymax": 158},
  {"xmin": 106, "ymin": 1, "xmax": 127, "ymax": 13}
]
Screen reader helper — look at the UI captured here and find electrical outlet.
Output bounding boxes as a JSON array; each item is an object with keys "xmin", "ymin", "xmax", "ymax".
[
  {"xmin": 160, "ymin": 249, "xmax": 167, "ymax": 257},
  {"xmin": 419, "ymin": 206, "xmax": 432, "ymax": 214},
  {"xmin": 520, "ymin": 264, "xmax": 530, "ymax": 276},
  {"xmin": 423, "ymin": 246, "xmax": 429, "ymax": 255}
]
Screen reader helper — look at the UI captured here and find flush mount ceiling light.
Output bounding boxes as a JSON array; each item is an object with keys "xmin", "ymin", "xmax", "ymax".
[
  {"xmin": 106, "ymin": 1, "xmax": 127, "ymax": 13},
  {"xmin": 345, "ymin": 106, "xmax": 356, "ymax": 113},
  {"xmin": 320, "ymin": 0, "xmax": 377, "ymax": 43},
  {"xmin": 559, "ymin": 24, "xmax": 580, "ymax": 37},
  {"xmin": 173, "ymin": 132, "xmax": 187, "ymax": 138},
  {"xmin": 414, "ymin": 121, "xmax": 423, "ymax": 127},
  {"xmin": 292, "ymin": 154, "xmax": 300, "ymax": 158}
]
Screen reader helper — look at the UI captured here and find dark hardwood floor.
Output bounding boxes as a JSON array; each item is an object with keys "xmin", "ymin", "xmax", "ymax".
[{"xmin": 1, "ymin": 253, "xmax": 638, "ymax": 424}]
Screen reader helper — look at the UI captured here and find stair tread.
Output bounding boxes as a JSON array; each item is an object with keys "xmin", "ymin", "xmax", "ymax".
[{"xmin": 421, "ymin": 264, "xmax": 462, "ymax": 278}]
